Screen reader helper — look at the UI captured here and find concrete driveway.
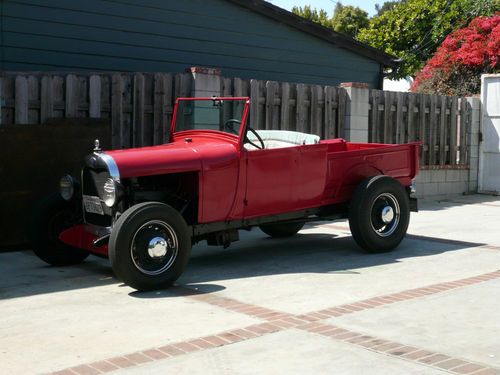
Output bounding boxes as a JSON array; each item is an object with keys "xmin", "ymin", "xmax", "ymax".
[{"xmin": 1, "ymin": 194, "xmax": 499, "ymax": 375}]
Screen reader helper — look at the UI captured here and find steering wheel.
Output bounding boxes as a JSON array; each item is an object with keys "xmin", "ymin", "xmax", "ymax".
[
  {"xmin": 245, "ymin": 127, "xmax": 265, "ymax": 150},
  {"xmin": 224, "ymin": 119, "xmax": 241, "ymax": 135}
]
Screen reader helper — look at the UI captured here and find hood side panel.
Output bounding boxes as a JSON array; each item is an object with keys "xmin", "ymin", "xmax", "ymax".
[{"xmin": 106, "ymin": 143, "xmax": 202, "ymax": 178}]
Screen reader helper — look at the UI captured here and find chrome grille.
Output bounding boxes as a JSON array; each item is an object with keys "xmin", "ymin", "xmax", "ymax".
[{"xmin": 82, "ymin": 166, "xmax": 112, "ymax": 227}]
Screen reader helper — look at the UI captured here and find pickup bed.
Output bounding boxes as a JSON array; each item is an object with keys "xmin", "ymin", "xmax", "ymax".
[{"xmin": 31, "ymin": 97, "xmax": 420, "ymax": 291}]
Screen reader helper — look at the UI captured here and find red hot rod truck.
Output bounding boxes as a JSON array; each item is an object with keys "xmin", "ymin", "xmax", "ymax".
[{"xmin": 32, "ymin": 97, "xmax": 419, "ymax": 291}]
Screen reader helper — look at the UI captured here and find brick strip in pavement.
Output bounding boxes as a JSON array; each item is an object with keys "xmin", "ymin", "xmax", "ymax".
[
  {"xmin": 174, "ymin": 271, "xmax": 500, "ymax": 324},
  {"xmin": 49, "ymin": 268, "xmax": 500, "ymax": 375},
  {"xmin": 298, "ymin": 270, "xmax": 500, "ymax": 322},
  {"xmin": 50, "ymin": 321, "xmax": 294, "ymax": 375},
  {"xmin": 299, "ymin": 321, "xmax": 498, "ymax": 375},
  {"xmin": 50, "ymin": 317, "xmax": 500, "ymax": 375}
]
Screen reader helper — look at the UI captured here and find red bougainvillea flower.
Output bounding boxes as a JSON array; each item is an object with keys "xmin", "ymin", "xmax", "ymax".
[{"xmin": 412, "ymin": 14, "xmax": 500, "ymax": 95}]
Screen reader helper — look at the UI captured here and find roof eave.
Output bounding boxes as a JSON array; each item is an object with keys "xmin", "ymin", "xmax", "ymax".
[{"xmin": 227, "ymin": 0, "xmax": 399, "ymax": 68}]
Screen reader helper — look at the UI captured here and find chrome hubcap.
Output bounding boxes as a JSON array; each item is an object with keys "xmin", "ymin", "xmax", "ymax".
[
  {"xmin": 370, "ymin": 193, "xmax": 401, "ymax": 237},
  {"xmin": 131, "ymin": 220, "xmax": 178, "ymax": 276},
  {"xmin": 148, "ymin": 237, "xmax": 168, "ymax": 258},
  {"xmin": 381, "ymin": 206, "xmax": 394, "ymax": 224}
]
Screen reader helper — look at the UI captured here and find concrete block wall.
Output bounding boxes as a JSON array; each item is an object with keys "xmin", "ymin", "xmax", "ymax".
[
  {"xmin": 340, "ymin": 82, "xmax": 370, "ymax": 142},
  {"xmin": 189, "ymin": 67, "xmax": 222, "ymax": 97},
  {"xmin": 414, "ymin": 168, "xmax": 471, "ymax": 198}
]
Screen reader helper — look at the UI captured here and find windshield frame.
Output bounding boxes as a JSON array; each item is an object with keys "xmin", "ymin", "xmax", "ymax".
[{"xmin": 170, "ymin": 97, "xmax": 250, "ymax": 143}]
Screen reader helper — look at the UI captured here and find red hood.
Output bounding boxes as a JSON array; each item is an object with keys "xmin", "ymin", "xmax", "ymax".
[{"xmin": 105, "ymin": 136, "xmax": 238, "ymax": 179}]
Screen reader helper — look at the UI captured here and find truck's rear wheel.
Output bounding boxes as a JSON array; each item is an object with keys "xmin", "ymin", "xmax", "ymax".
[
  {"xmin": 109, "ymin": 202, "xmax": 191, "ymax": 291},
  {"xmin": 30, "ymin": 193, "xmax": 89, "ymax": 266},
  {"xmin": 259, "ymin": 222, "xmax": 304, "ymax": 238},
  {"xmin": 348, "ymin": 176, "xmax": 410, "ymax": 253}
]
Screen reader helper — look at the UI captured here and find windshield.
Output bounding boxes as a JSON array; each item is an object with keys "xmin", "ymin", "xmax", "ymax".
[{"xmin": 174, "ymin": 98, "xmax": 247, "ymax": 136}]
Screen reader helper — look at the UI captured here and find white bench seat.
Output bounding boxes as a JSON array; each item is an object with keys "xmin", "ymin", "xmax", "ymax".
[{"xmin": 245, "ymin": 130, "xmax": 320, "ymax": 150}]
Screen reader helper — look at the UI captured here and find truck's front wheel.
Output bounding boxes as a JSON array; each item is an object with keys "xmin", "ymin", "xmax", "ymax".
[
  {"xmin": 109, "ymin": 202, "xmax": 191, "ymax": 291},
  {"xmin": 30, "ymin": 193, "xmax": 89, "ymax": 266},
  {"xmin": 348, "ymin": 176, "xmax": 410, "ymax": 253}
]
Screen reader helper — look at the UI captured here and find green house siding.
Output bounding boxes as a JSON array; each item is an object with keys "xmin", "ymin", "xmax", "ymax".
[{"xmin": 1, "ymin": 0, "xmax": 382, "ymax": 87}]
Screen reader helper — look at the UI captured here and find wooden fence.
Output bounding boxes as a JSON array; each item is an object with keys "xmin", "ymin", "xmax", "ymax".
[
  {"xmin": 232, "ymin": 79, "xmax": 347, "ymax": 140},
  {"xmin": 1, "ymin": 72, "xmax": 472, "ymax": 167},
  {"xmin": 0, "ymin": 72, "xmax": 347, "ymax": 149},
  {"xmin": 0, "ymin": 72, "xmax": 191, "ymax": 149},
  {"xmin": 369, "ymin": 90, "xmax": 470, "ymax": 166}
]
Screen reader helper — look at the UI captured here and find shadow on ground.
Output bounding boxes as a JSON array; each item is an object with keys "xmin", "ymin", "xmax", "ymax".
[
  {"xmin": 177, "ymin": 227, "xmax": 486, "ymax": 286},
  {"xmin": 417, "ymin": 194, "xmax": 500, "ymax": 212},
  {"xmin": 0, "ymin": 222, "xmax": 488, "ymax": 301}
]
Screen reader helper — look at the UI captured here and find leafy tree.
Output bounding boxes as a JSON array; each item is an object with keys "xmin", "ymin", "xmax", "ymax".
[
  {"xmin": 331, "ymin": 3, "xmax": 369, "ymax": 37},
  {"xmin": 374, "ymin": 1, "xmax": 404, "ymax": 17},
  {"xmin": 292, "ymin": 2, "xmax": 369, "ymax": 38},
  {"xmin": 291, "ymin": 5, "xmax": 332, "ymax": 28},
  {"xmin": 412, "ymin": 14, "xmax": 500, "ymax": 96},
  {"xmin": 357, "ymin": 0, "xmax": 497, "ymax": 79}
]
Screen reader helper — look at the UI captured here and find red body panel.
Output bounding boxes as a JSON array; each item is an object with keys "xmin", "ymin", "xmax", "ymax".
[
  {"xmin": 59, "ymin": 224, "xmax": 108, "ymax": 256},
  {"xmin": 104, "ymin": 135, "xmax": 419, "ymax": 223},
  {"xmin": 242, "ymin": 143, "xmax": 329, "ymax": 218},
  {"xmin": 107, "ymin": 142, "xmax": 202, "ymax": 179}
]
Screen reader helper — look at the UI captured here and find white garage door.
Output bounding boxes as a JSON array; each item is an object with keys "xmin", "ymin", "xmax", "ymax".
[{"xmin": 479, "ymin": 74, "xmax": 500, "ymax": 194}]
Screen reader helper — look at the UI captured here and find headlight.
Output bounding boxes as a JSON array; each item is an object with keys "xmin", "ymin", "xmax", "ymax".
[
  {"xmin": 103, "ymin": 178, "xmax": 117, "ymax": 207},
  {"xmin": 59, "ymin": 175, "xmax": 75, "ymax": 201}
]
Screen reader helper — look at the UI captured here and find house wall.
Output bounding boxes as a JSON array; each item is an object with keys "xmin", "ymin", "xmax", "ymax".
[{"xmin": 0, "ymin": 0, "xmax": 382, "ymax": 87}]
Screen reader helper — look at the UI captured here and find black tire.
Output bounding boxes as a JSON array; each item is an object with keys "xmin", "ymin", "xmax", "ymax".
[
  {"xmin": 348, "ymin": 175, "xmax": 410, "ymax": 253},
  {"xmin": 259, "ymin": 222, "xmax": 305, "ymax": 238},
  {"xmin": 109, "ymin": 202, "xmax": 191, "ymax": 291},
  {"xmin": 30, "ymin": 193, "xmax": 89, "ymax": 266}
]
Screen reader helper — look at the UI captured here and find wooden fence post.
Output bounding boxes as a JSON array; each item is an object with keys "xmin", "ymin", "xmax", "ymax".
[
  {"xmin": 281, "ymin": 82, "xmax": 291, "ymax": 131},
  {"xmin": 111, "ymin": 74, "xmax": 124, "ymax": 149},
  {"xmin": 310, "ymin": 85, "xmax": 323, "ymax": 138},
  {"xmin": 395, "ymin": 92, "xmax": 404, "ymax": 143},
  {"xmin": 337, "ymin": 87, "xmax": 346, "ymax": 139},
  {"xmin": 296, "ymin": 84, "xmax": 308, "ymax": 134},
  {"xmin": 89, "ymin": 75, "xmax": 101, "ymax": 118},
  {"xmin": 133, "ymin": 73, "xmax": 145, "ymax": 147},
  {"xmin": 419, "ymin": 94, "xmax": 427, "ymax": 164},
  {"xmin": 370, "ymin": 90, "xmax": 381, "ymax": 142},
  {"xmin": 383, "ymin": 91, "xmax": 392, "ymax": 143},
  {"xmin": 439, "ymin": 96, "xmax": 446, "ymax": 165},
  {"xmin": 407, "ymin": 93, "xmax": 416, "ymax": 142},
  {"xmin": 324, "ymin": 86, "xmax": 335, "ymax": 139},
  {"xmin": 449, "ymin": 97, "xmax": 459, "ymax": 165},
  {"xmin": 40, "ymin": 76, "xmax": 54, "ymax": 123},
  {"xmin": 250, "ymin": 80, "xmax": 260, "ymax": 129},
  {"xmin": 65, "ymin": 74, "xmax": 78, "ymax": 118},
  {"xmin": 459, "ymin": 98, "xmax": 469, "ymax": 164},
  {"xmin": 15, "ymin": 76, "xmax": 28, "ymax": 124},
  {"xmin": 234, "ymin": 77, "xmax": 247, "ymax": 127},
  {"xmin": 153, "ymin": 73, "xmax": 172, "ymax": 145},
  {"xmin": 429, "ymin": 95, "xmax": 437, "ymax": 165},
  {"xmin": 265, "ymin": 81, "xmax": 279, "ymax": 130}
]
